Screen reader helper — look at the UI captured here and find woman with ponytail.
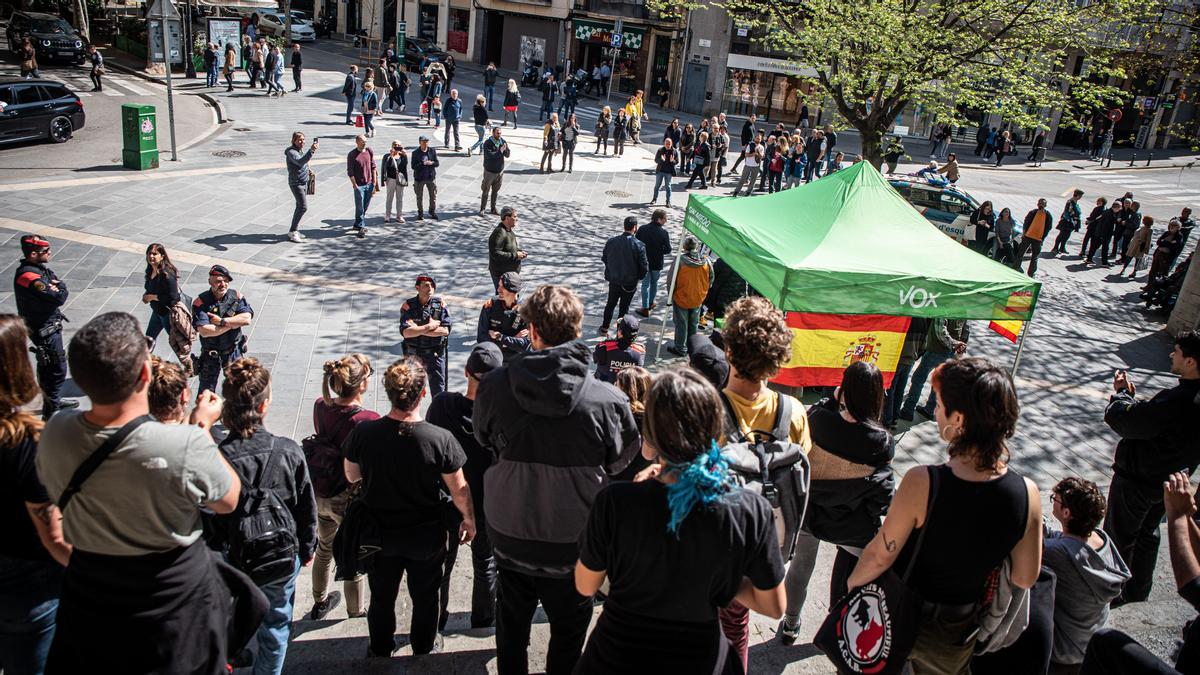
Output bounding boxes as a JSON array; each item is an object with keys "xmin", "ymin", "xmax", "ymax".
[
  {"xmin": 574, "ymin": 368, "xmax": 786, "ymax": 674},
  {"xmin": 308, "ymin": 354, "xmax": 379, "ymax": 621}
]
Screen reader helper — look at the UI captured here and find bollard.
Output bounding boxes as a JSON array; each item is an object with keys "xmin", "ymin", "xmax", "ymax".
[
  {"xmin": 1147, "ymin": 153, "xmax": 1153, "ymax": 166},
  {"xmin": 1106, "ymin": 152, "xmax": 1113, "ymax": 168},
  {"xmin": 1129, "ymin": 153, "xmax": 1136, "ymax": 167}
]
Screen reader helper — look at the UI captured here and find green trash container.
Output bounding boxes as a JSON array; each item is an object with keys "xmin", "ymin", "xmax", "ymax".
[{"xmin": 121, "ymin": 103, "xmax": 159, "ymax": 171}]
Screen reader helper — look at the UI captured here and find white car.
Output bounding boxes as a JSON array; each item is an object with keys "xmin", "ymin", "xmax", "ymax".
[{"xmin": 258, "ymin": 13, "xmax": 315, "ymax": 41}]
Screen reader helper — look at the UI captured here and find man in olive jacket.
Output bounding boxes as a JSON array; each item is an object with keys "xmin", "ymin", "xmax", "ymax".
[{"xmin": 488, "ymin": 206, "xmax": 526, "ymax": 292}]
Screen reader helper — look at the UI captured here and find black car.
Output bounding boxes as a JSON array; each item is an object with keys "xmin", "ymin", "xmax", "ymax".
[
  {"xmin": 403, "ymin": 37, "xmax": 448, "ymax": 72},
  {"xmin": 7, "ymin": 11, "xmax": 88, "ymax": 64},
  {"xmin": 0, "ymin": 80, "xmax": 85, "ymax": 144}
]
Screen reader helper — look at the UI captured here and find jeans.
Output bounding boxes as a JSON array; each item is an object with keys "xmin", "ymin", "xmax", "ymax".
[
  {"xmin": 900, "ymin": 350, "xmax": 953, "ymax": 418},
  {"xmin": 414, "ymin": 180, "xmax": 437, "ymax": 215},
  {"xmin": 884, "ymin": 360, "xmax": 915, "ymax": 424},
  {"xmin": 1079, "ymin": 628, "xmax": 1178, "ymax": 674},
  {"xmin": 1014, "ymin": 236, "xmax": 1044, "ymax": 276},
  {"xmin": 444, "ymin": 120, "xmax": 460, "ymax": 148},
  {"xmin": 1103, "ymin": 473, "xmax": 1164, "ymax": 603},
  {"xmin": 672, "ymin": 305, "xmax": 701, "ymax": 351},
  {"xmin": 206, "ymin": 66, "xmax": 218, "ymax": 87},
  {"xmin": 312, "ymin": 492, "xmax": 364, "ymax": 616},
  {"xmin": 652, "ymin": 171, "xmax": 673, "ymax": 204},
  {"xmin": 557, "ymin": 99, "xmax": 576, "ymax": 119},
  {"xmin": 272, "ymin": 71, "xmax": 284, "ymax": 92},
  {"xmin": 345, "ymin": 95, "xmax": 355, "ymax": 124},
  {"xmin": 640, "ymin": 268, "xmax": 662, "ymax": 309},
  {"xmin": 602, "ymin": 282, "xmax": 637, "ymax": 329},
  {"xmin": 367, "ymin": 550, "xmax": 445, "ymax": 655},
  {"xmin": 145, "ymin": 309, "xmax": 169, "ymax": 341},
  {"xmin": 363, "ymin": 113, "xmax": 375, "ymax": 135},
  {"xmin": 289, "ymin": 183, "xmax": 307, "ymax": 232},
  {"xmin": 733, "ymin": 166, "xmax": 759, "ymax": 196},
  {"xmin": 495, "ymin": 569, "xmax": 591, "ymax": 675},
  {"xmin": 352, "ymin": 184, "xmax": 373, "ymax": 230},
  {"xmin": 484, "ymin": 83, "xmax": 495, "ymax": 110},
  {"xmin": 539, "ymin": 99, "xmax": 553, "ymax": 121},
  {"xmin": 469, "ymin": 124, "xmax": 487, "ymax": 154},
  {"xmin": 803, "ymin": 158, "xmax": 822, "ymax": 182},
  {"xmin": 253, "ymin": 557, "xmax": 300, "ymax": 675},
  {"xmin": 388, "ymin": 88, "xmax": 405, "ymax": 110},
  {"xmin": 768, "ymin": 170, "xmax": 782, "ymax": 193},
  {"xmin": 0, "ymin": 556, "xmax": 61, "ymax": 675},
  {"xmin": 198, "ymin": 346, "xmax": 240, "ymax": 395}
]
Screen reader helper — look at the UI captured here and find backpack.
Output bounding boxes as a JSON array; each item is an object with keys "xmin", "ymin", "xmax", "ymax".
[
  {"xmin": 720, "ymin": 392, "xmax": 811, "ymax": 561},
  {"xmin": 227, "ymin": 440, "xmax": 299, "ymax": 585},
  {"xmin": 302, "ymin": 407, "xmax": 360, "ymax": 499}
]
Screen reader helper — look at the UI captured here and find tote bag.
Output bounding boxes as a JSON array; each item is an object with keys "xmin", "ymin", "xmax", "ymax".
[{"xmin": 814, "ymin": 466, "xmax": 941, "ymax": 674}]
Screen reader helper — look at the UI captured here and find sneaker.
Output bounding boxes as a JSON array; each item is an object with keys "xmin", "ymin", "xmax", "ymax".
[
  {"xmin": 429, "ymin": 212, "xmax": 439, "ymax": 220},
  {"xmin": 417, "ymin": 213, "xmax": 425, "ymax": 221},
  {"xmin": 490, "ymin": 208, "xmax": 499, "ymax": 215},
  {"xmin": 57, "ymin": 399, "xmax": 80, "ymax": 411},
  {"xmin": 287, "ymin": 231, "xmax": 303, "ymax": 243},
  {"xmin": 598, "ymin": 324, "xmax": 610, "ymax": 336},
  {"xmin": 635, "ymin": 307, "xmax": 651, "ymax": 317},
  {"xmin": 777, "ymin": 617, "xmax": 800, "ymax": 646},
  {"xmin": 309, "ymin": 591, "xmax": 342, "ymax": 620},
  {"xmin": 397, "ymin": 217, "xmax": 406, "ymax": 224},
  {"xmin": 665, "ymin": 345, "xmax": 686, "ymax": 357},
  {"xmin": 356, "ymin": 227, "xmax": 367, "ymax": 239}
]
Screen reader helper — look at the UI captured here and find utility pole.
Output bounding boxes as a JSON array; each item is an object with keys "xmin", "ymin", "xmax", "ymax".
[{"xmin": 151, "ymin": 0, "xmax": 181, "ymax": 161}]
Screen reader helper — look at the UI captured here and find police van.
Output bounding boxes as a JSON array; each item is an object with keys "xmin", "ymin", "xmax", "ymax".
[{"xmin": 888, "ymin": 177, "xmax": 981, "ymax": 244}]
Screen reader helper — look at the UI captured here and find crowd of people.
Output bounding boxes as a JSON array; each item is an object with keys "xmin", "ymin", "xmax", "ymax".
[{"xmin": 8, "ymin": 211, "xmax": 1200, "ymax": 674}]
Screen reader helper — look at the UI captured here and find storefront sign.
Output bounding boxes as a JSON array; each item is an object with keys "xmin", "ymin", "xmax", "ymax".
[
  {"xmin": 574, "ymin": 18, "xmax": 645, "ymax": 51},
  {"xmin": 726, "ymin": 53, "xmax": 816, "ymax": 78}
]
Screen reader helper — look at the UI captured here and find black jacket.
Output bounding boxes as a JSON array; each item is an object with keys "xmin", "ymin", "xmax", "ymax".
[
  {"xmin": 482, "ymin": 136, "xmax": 510, "ymax": 174},
  {"xmin": 705, "ymin": 257, "xmax": 753, "ymax": 318},
  {"xmin": 473, "ymin": 341, "xmax": 640, "ymax": 577},
  {"xmin": 472, "ymin": 103, "xmax": 488, "ymax": 126},
  {"xmin": 1108, "ymin": 379, "xmax": 1200, "ymax": 484},
  {"xmin": 740, "ymin": 120, "xmax": 755, "ymax": 146},
  {"xmin": 635, "ymin": 222, "xmax": 672, "ymax": 272},
  {"xmin": 602, "ymin": 232, "xmax": 650, "ymax": 287},
  {"xmin": 213, "ymin": 429, "xmax": 318, "ymax": 563},
  {"xmin": 654, "ymin": 146, "xmax": 679, "ymax": 174},
  {"xmin": 13, "ymin": 260, "xmax": 68, "ymax": 331}
]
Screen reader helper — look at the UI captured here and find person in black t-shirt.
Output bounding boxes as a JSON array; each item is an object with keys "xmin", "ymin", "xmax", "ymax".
[
  {"xmin": 343, "ymin": 357, "xmax": 475, "ymax": 657},
  {"xmin": 426, "ymin": 343, "xmax": 503, "ymax": 630},
  {"xmin": 574, "ymin": 368, "xmax": 786, "ymax": 674}
]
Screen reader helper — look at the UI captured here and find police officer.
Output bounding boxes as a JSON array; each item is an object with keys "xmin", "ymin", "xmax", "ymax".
[
  {"xmin": 13, "ymin": 234, "xmax": 77, "ymax": 419},
  {"xmin": 192, "ymin": 264, "xmax": 254, "ymax": 394},
  {"xmin": 476, "ymin": 272, "xmax": 529, "ymax": 362},
  {"xmin": 592, "ymin": 314, "xmax": 645, "ymax": 383},
  {"xmin": 400, "ymin": 274, "xmax": 452, "ymax": 396}
]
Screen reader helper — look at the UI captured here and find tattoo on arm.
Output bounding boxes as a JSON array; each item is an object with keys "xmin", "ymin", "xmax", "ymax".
[{"xmin": 884, "ymin": 534, "xmax": 897, "ymax": 553}]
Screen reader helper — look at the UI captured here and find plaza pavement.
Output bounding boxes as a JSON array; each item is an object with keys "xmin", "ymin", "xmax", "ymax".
[{"xmin": 0, "ymin": 40, "xmax": 1197, "ymax": 672}]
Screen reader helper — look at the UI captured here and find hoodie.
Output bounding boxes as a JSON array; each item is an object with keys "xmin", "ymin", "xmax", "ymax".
[
  {"xmin": 473, "ymin": 341, "xmax": 640, "ymax": 577},
  {"xmin": 1042, "ymin": 528, "xmax": 1131, "ymax": 664},
  {"xmin": 668, "ymin": 250, "xmax": 714, "ymax": 310}
]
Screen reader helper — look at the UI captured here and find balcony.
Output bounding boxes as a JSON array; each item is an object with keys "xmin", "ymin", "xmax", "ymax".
[{"xmin": 582, "ymin": 0, "xmax": 678, "ymax": 23}]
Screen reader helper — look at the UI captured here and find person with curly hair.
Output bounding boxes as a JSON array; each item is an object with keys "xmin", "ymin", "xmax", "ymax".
[
  {"xmin": 1043, "ymin": 477, "xmax": 1130, "ymax": 666},
  {"xmin": 343, "ymin": 357, "xmax": 476, "ymax": 657},
  {"xmin": 573, "ymin": 369, "xmax": 786, "ymax": 673}
]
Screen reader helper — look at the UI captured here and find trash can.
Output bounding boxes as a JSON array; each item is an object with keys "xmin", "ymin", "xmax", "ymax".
[{"xmin": 121, "ymin": 103, "xmax": 159, "ymax": 171}]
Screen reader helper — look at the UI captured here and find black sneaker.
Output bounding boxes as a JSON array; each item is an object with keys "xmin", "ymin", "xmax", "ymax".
[
  {"xmin": 309, "ymin": 591, "xmax": 342, "ymax": 620},
  {"xmin": 417, "ymin": 213, "xmax": 425, "ymax": 221},
  {"xmin": 58, "ymin": 399, "xmax": 80, "ymax": 410},
  {"xmin": 429, "ymin": 212, "xmax": 439, "ymax": 220},
  {"xmin": 357, "ymin": 227, "xmax": 367, "ymax": 239},
  {"xmin": 665, "ymin": 345, "xmax": 686, "ymax": 357},
  {"xmin": 777, "ymin": 618, "xmax": 800, "ymax": 646}
]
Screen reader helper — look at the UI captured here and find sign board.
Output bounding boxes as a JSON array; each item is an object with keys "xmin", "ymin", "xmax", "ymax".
[
  {"xmin": 396, "ymin": 20, "xmax": 406, "ymax": 54},
  {"xmin": 1143, "ymin": 96, "xmax": 1157, "ymax": 111},
  {"xmin": 610, "ymin": 33, "xmax": 622, "ymax": 48},
  {"xmin": 893, "ymin": 125, "xmax": 910, "ymax": 136},
  {"xmin": 148, "ymin": 19, "xmax": 183, "ymax": 65},
  {"xmin": 207, "ymin": 18, "xmax": 242, "ymax": 68},
  {"xmin": 726, "ymin": 53, "xmax": 817, "ymax": 78},
  {"xmin": 1135, "ymin": 123, "xmax": 1152, "ymax": 149},
  {"xmin": 698, "ymin": 38, "xmax": 711, "ymax": 48},
  {"xmin": 1107, "ymin": 108, "xmax": 1123, "ymax": 122}
]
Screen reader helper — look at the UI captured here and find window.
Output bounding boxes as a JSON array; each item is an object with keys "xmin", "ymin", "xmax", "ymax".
[
  {"xmin": 0, "ymin": 87, "xmax": 14, "ymax": 106},
  {"xmin": 42, "ymin": 85, "xmax": 71, "ymax": 100},
  {"xmin": 15, "ymin": 86, "xmax": 43, "ymax": 105},
  {"xmin": 906, "ymin": 187, "xmax": 941, "ymax": 210},
  {"xmin": 939, "ymin": 193, "xmax": 972, "ymax": 215}
]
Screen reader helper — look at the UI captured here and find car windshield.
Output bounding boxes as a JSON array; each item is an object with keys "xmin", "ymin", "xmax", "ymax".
[
  {"xmin": 409, "ymin": 38, "xmax": 435, "ymax": 51},
  {"xmin": 31, "ymin": 18, "xmax": 73, "ymax": 34}
]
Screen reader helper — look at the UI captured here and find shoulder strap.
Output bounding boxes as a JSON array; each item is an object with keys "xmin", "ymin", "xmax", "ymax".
[
  {"xmin": 254, "ymin": 438, "xmax": 281, "ymax": 492},
  {"xmin": 58, "ymin": 415, "xmax": 153, "ymax": 511},
  {"xmin": 318, "ymin": 405, "xmax": 361, "ymax": 444},
  {"xmin": 901, "ymin": 464, "xmax": 942, "ymax": 583},
  {"xmin": 770, "ymin": 393, "xmax": 792, "ymax": 443},
  {"xmin": 719, "ymin": 392, "xmax": 746, "ymax": 444},
  {"xmin": 216, "ymin": 289, "xmax": 241, "ymax": 318}
]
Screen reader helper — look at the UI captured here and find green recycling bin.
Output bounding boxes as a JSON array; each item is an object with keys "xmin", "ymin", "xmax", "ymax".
[{"xmin": 121, "ymin": 103, "xmax": 159, "ymax": 171}]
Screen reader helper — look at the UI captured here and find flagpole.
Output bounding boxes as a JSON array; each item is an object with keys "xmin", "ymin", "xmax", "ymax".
[
  {"xmin": 655, "ymin": 249, "xmax": 684, "ymax": 363},
  {"xmin": 1010, "ymin": 315, "xmax": 1032, "ymax": 378}
]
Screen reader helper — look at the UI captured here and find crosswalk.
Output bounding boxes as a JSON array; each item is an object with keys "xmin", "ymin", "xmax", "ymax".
[
  {"xmin": 0, "ymin": 65, "xmax": 156, "ymax": 97},
  {"xmin": 1067, "ymin": 170, "xmax": 1200, "ymax": 204}
]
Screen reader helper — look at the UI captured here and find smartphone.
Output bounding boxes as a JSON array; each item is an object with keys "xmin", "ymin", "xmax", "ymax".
[{"xmin": 313, "ymin": 137, "xmax": 319, "ymax": 143}]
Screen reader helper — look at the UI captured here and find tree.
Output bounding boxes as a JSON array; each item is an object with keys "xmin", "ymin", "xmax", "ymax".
[{"xmin": 652, "ymin": 0, "xmax": 1153, "ymax": 167}]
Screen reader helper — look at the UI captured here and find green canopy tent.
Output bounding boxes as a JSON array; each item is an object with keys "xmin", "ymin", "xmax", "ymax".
[{"xmin": 672, "ymin": 161, "xmax": 1042, "ymax": 368}]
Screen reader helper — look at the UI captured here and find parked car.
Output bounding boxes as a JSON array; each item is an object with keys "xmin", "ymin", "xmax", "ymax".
[
  {"xmin": 888, "ymin": 177, "xmax": 981, "ymax": 243},
  {"xmin": 0, "ymin": 79, "xmax": 85, "ymax": 145},
  {"xmin": 7, "ymin": 11, "xmax": 88, "ymax": 65},
  {"xmin": 403, "ymin": 36, "xmax": 448, "ymax": 72},
  {"xmin": 258, "ymin": 13, "xmax": 315, "ymax": 41}
]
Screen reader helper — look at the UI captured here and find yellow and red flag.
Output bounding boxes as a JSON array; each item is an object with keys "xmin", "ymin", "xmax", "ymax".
[
  {"xmin": 987, "ymin": 291, "xmax": 1032, "ymax": 344},
  {"xmin": 771, "ymin": 313, "xmax": 912, "ymax": 389}
]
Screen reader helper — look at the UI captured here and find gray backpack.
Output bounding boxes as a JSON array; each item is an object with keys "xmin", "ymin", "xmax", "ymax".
[{"xmin": 720, "ymin": 392, "xmax": 811, "ymax": 561}]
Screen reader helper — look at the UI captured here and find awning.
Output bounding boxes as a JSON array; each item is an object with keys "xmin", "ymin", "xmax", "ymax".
[
  {"xmin": 196, "ymin": 0, "xmax": 279, "ymax": 8},
  {"xmin": 573, "ymin": 18, "xmax": 645, "ymax": 50}
]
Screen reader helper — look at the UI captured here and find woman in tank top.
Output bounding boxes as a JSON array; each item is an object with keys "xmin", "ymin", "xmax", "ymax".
[{"xmin": 846, "ymin": 357, "xmax": 1042, "ymax": 674}]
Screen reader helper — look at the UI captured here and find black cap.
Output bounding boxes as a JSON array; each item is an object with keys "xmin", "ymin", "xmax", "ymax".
[
  {"xmin": 617, "ymin": 314, "xmax": 639, "ymax": 336},
  {"xmin": 466, "ymin": 342, "xmax": 503, "ymax": 377},
  {"xmin": 209, "ymin": 264, "xmax": 232, "ymax": 281},
  {"xmin": 687, "ymin": 333, "xmax": 729, "ymax": 390},
  {"xmin": 20, "ymin": 234, "xmax": 50, "ymax": 255},
  {"xmin": 499, "ymin": 272, "xmax": 522, "ymax": 292}
]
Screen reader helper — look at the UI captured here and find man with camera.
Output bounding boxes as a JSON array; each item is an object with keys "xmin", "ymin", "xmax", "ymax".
[{"xmin": 13, "ymin": 234, "xmax": 77, "ymax": 419}]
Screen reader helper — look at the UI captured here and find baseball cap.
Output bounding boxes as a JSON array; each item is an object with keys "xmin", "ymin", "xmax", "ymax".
[
  {"xmin": 20, "ymin": 234, "xmax": 50, "ymax": 255},
  {"xmin": 415, "ymin": 274, "xmax": 437, "ymax": 288},
  {"xmin": 208, "ymin": 264, "xmax": 233, "ymax": 281},
  {"xmin": 499, "ymin": 272, "xmax": 522, "ymax": 293},
  {"xmin": 466, "ymin": 342, "xmax": 503, "ymax": 377},
  {"xmin": 418, "ymin": 134, "xmax": 430, "ymax": 142},
  {"xmin": 617, "ymin": 314, "xmax": 639, "ymax": 336},
  {"xmin": 688, "ymin": 333, "xmax": 729, "ymax": 390}
]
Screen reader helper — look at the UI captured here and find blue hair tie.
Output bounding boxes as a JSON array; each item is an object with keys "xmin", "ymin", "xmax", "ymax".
[{"xmin": 664, "ymin": 441, "xmax": 732, "ymax": 535}]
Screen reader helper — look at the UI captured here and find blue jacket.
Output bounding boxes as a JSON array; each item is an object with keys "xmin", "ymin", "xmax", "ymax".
[
  {"xmin": 410, "ymin": 146, "xmax": 439, "ymax": 182},
  {"xmin": 444, "ymin": 97, "xmax": 462, "ymax": 122},
  {"xmin": 602, "ymin": 232, "xmax": 650, "ymax": 287}
]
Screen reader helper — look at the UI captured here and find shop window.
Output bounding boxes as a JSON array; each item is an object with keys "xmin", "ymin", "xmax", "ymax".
[
  {"xmin": 418, "ymin": 3, "xmax": 437, "ymax": 40},
  {"xmin": 447, "ymin": 8, "xmax": 469, "ymax": 52}
]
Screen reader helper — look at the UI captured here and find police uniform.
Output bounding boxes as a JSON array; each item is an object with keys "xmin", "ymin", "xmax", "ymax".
[
  {"xmin": 13, "ymin": 253, "xmax": 68, "ymax": 417},
  {"xmin": 400, "ymin": 294, "xmax": 452, "ymax": 396},
  {"xmin": 475, "ymin": 296, "xmax": 529, "ymax": 362},
  {"xmin": 593, "ymin": 338, "xmax": 645, "ymax": 383},
  {"xmin": 192, "ymin": 287, "xmax": 254, "ymax": 394}
]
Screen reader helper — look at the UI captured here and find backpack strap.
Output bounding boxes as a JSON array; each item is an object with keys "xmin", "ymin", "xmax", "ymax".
[
  {"xmin": 58, "ymin": 415, "xmax": 153, "ymax": 511},
  {"xmin": 719, "ymin": 392, "xmax": 747, "ymax": 444},
  {"xmin": 253, "ymin": 438, "xmax": 281, "ymax": 493},
  {"xmin": 769, "ymin": 393, "xmax": 792, "ymax": 443},
  {"xmin": 318, "ymin": 406, "xmax": 361, "ymax": 446},
  {"xmin": 900, "ymin": 464, "xmax": 942, "ymax": 584}
]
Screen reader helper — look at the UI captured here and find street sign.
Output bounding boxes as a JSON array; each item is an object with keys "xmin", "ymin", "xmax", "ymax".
[
  {"xmin": 1143, "ymin": 96, "xmax": 1157, "ymax": 111},
  {"xmin": 611, "ymin": 33, "xmax": 622, "ymax": 48},
  {"xmin": 1107, "ymin": 108, "xmax": 1123, "ymax": 123},
  {"xmin": 396, "ymin": 20, "xmax": 406, "ymax": 54}
]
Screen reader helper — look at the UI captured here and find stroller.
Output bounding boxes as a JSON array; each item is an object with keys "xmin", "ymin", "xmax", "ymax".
[{"xmin": 1142, "ymin": 252, "xmax": 1192, "ymax": 313}]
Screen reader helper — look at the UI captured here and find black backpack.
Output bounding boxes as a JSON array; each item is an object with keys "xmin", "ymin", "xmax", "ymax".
[
  {"xmin": 228, "ymin": 440, "xmax": 299, "ymax": 585},
  {"xmin": 302, "ymin": 407, "xmax": 359, "ymax": 499},
  {"xmin": 720, "ymin": 392, "xmax": 811, "ymax": 561}
]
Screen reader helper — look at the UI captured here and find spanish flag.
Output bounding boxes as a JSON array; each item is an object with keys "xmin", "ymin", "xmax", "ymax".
[
  {"xmin": 987, "ymin": 291, "xmax": 1033, "ymax": 344},
  {"xmin": 772, "ymin": 313, "xmax": 912, "ymax": 389}
]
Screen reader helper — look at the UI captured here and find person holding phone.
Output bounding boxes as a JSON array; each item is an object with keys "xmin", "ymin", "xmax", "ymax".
[
  {"xmin": 286, "ymin": 132, "xmax": 318, "ymax": 243},
  {"xmin": 1103, "ymin": 330, "xmax": 1200, "ymax": 606}
]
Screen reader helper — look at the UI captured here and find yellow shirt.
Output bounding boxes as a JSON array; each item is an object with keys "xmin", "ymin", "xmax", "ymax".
[{"xmin": 722, "ymin": 387, "xmax": 812, "ymax": 450}]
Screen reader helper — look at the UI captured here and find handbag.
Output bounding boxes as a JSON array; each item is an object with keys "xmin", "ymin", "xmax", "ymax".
[
  {"xmin": 813, "ymin": 466, "xmax": 941, "ymax": 674},
  {"xmin": 306, "ymin": 169, "xmax": 316, "ymax": 196}
]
